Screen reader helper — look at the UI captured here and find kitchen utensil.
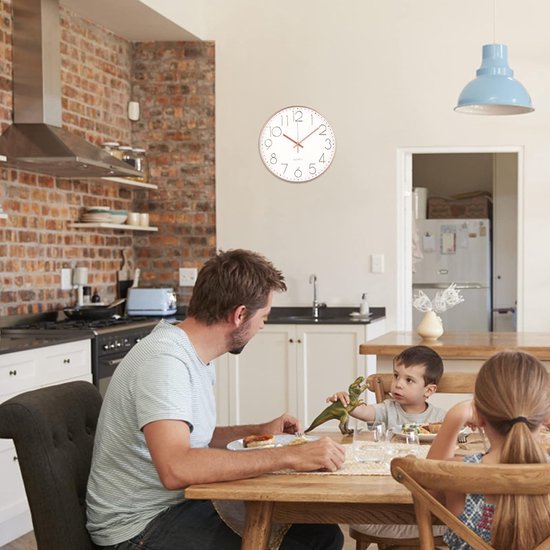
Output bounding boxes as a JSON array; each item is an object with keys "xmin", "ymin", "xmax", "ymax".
[
  {"xmin": 63, "ymin": 298, "xmax": 126, "ymax": 320},
  {"xmin": 131, "ymin": 268, "xmax": 140, "ymax": 288}
]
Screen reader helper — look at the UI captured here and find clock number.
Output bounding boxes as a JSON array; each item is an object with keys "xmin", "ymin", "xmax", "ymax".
[
  {"xmin": 318, "ymin": 153, "xmax": 326, "ymax": 163},
  {"xmin": 293, "ymin": 110, "xmax": 303, "ymax": 123},
  {"xmin": 264, "ymin": 138, "xmax": 272, "ymax": 149},
  {"xmin": 318, "ymin": 124, "xmax": 327, "ymax": 136},
  {"xmin": 281, "ymin": 163, "xmax": 288, "ymax": 174},
  {"xmin": 270, "ymin": 126, "xmax": 282, "ymax": 137},
  {"xmin": 324, "ymin": 138, "xmax": 332, "ymax": 150},
  {"xmin": 270, "ymin": 153, "xmax": 278, "ymax": 165},
  {"xmin": 294, "ymin": 167, "xmax": 303, "ymax": 179},
  {"xmin": 308, "ymin": 163, "xmax": 317, "ymax": 175}
]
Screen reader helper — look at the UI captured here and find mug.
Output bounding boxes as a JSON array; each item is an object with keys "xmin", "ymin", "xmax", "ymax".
[
  {"xmin": 127, "ymin": 212, "xmax": 140, "ymax": 225},
  {"xmin": 139, "ymin": 213, "xmax": 149, "ymax": 227}
]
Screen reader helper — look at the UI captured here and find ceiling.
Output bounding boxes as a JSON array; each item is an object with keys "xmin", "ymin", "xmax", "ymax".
[{"xmin": 60, "ymin": 0, "xmax": 200, "ymax": 41}]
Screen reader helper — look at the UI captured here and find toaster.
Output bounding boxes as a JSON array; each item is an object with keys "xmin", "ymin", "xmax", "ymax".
[{"xmin": 126, "ymin": 288, "xmax": 177, "ymax": 316}]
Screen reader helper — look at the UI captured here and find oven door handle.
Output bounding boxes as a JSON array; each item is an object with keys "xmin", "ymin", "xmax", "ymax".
[{"xmin": 106, "ymin": 358, "xmax": 124, "ymax": 367}]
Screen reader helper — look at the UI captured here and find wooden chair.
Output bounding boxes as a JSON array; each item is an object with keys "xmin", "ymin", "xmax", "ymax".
[
  {"xmin": 391, "ymin": 455, "xmax": 550, "ymax": 550},
  {"xmin": 349, "ymin": 372, "xmax": 477, "ymax": 550}
]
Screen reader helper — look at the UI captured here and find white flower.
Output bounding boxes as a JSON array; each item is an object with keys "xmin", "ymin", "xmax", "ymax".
[{"xmin": 413, "ymin": 283, "xmax": 464, "ymax": 313}]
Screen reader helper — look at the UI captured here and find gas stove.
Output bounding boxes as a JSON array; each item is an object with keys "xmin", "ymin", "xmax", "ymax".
[{"xmin": 2, "ymin": 315, "xmax": 180, "ymax": 396}]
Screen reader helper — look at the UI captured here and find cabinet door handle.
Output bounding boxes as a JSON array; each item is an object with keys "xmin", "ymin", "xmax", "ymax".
[
  {"xmin": 289, "ymin": 338, "xmax": 294, "ymax": 343},
  {"xmin": 13, "ymin": 455, "xmax": 18, "ymax": 462},
  {"xmin": 297, "ymin": 339, "xmax": 302, "ymax": 344},
  {"xmin": 9, "ymin": 370, "xmax": 17, "ymax": 375},
  {"xmin": 63, "ymin": 358, "xmax": 71, "ymax": 364}
]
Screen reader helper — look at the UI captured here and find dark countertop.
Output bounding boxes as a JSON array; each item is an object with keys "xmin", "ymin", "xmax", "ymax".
[
  {"xmin": 266, "ymin": 306, "xmax": 385, "ymax": 325},
  {"xmin": 0, "ymin": 334, "xmax": 92, "ymax": 356}
]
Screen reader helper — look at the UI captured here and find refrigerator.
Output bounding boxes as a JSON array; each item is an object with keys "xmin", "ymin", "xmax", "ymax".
[{"xmin": 413, "ymin": 219, "xmax": 491, "ymax": 331}]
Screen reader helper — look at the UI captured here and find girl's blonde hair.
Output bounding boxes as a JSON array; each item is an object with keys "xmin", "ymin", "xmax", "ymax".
[{"xmin": 474, "ymin": 350, "xmax": 550, "ymax": 550}]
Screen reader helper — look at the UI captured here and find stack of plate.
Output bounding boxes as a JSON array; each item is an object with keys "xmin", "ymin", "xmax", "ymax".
[
  {"xmin": 80, "ymin": 207, "xmax": 112, "ymax": 223},
  {"xmin": 80, "ymin": 207, "xmax": 128, "ymax": 224}
]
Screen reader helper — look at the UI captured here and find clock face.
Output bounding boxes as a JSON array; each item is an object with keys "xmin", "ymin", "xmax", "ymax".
[{"xmin": 259, "ymin": 106, "xmax": 336, "ymax": 183}]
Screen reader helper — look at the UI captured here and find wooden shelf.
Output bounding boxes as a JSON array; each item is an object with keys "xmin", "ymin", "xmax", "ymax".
[
  {"xmin": 101, "ymin": 177, "xmax": 157, "ymax": 189},
  {"xmin": 70, "ymin": 222, "xmax": 158, "ymax": 231}
]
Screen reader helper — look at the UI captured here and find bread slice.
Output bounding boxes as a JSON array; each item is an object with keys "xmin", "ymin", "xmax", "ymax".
[{"xmin": 243, "ymin": 433, "xmax": 275, "ymax": 448}]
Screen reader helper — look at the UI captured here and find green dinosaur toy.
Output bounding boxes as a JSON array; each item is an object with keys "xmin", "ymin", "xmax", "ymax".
[{"xmin": 304, "ymin": 376, "xmax": 368, "ymax": 435}]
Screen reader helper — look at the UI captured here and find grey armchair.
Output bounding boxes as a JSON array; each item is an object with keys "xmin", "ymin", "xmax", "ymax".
[{"xmin": 0, "ymin": 380, "xmax": 102, "ymax": 550}]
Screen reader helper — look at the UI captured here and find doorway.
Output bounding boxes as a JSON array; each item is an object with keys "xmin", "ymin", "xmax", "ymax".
[{"xmin": 397, "ymin": 146, "xmax": 523, "ymax": 333}]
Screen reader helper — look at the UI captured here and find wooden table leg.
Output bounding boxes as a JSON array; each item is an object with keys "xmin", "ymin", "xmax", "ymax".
[{"xmin": 242, "ymin": 501, "xmax": 274, "ymax": 550}]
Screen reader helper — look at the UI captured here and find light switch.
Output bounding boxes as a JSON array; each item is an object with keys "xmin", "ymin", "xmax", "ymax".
[
  {"xmin": 371, "ymin": 254, "xmax": 385, "ymax": 274},
  {"xmin": 60, "ymin": 268, "xmax": 72, "ymax": 290},
  {"xmin": 179, "ymin": 267, "xmax": 198, "ymax": 287}
]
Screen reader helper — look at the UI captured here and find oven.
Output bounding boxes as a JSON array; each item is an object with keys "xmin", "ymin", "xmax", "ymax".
[{"xmin": 2, "ymin": 316, "xmax": 168, "ymax": 396}]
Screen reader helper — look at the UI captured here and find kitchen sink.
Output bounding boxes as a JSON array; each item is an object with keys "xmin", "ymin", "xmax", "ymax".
[{"xmin": 267, "ymin": 307, "xmax": 371, "ymax": 324}]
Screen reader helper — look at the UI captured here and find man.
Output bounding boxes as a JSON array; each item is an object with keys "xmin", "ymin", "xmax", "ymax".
[{"xmin": 86, "ymin": 249, "xmax": 345, "ymax": 549}]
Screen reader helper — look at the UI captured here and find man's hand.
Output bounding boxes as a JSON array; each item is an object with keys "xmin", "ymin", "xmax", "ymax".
[
  {"xmin": 286, "ymin": 437, "xmax": 346, "ymax": 472},
  {"xmin": 261, "ymin": 413, "xmax": 302, "ymax": 435},
  {"xmin": 326, "ymin": 391, "xmax": 350, "ymax": 406}
]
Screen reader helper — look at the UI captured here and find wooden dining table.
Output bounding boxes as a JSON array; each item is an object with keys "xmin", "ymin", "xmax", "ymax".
[{"xmin": 184, "ymin": 434, "xmax": 418, "ymax": 550}]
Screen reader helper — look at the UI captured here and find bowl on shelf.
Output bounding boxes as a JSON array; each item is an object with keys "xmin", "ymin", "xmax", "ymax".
[{"xmin": 109, "ymin": 210, "xmax": 128, "ymax": 224}]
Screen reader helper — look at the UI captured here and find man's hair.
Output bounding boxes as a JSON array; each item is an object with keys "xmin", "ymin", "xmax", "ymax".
[
  {"xmin": 187, "ymin": 249, "xmax": 287, "ymax": 325},
  {"xmin": 394, "ymin": 345, "xmax": 444, "ymax": 385}
]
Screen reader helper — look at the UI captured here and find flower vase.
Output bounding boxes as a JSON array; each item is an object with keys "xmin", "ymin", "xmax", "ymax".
[{"xmin": 416, "ymin": 311, "xmax": 444, "ymax": 341}]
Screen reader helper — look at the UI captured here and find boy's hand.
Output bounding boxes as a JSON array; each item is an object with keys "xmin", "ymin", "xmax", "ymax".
[{"xmin": 326, "ymin": 391, "xmax": 350, "ymax": 406}]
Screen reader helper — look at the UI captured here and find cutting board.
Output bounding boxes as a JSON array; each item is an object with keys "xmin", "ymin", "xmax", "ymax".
[
  {"xmin": 118, "ymin": 249, "xmax": 131, "ymax": 282},
  {"xmin": 117, "ymin": 249, "xmax": 133, "ymax": 298}
]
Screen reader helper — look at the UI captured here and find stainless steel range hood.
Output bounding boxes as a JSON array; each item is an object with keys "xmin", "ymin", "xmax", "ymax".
[{"xmin": 0, "ymin": 0, "xmax": 143, "ymax": 178}]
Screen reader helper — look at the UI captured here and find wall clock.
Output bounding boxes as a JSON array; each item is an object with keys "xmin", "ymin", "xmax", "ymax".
[{"xmin": 259, "ymin": 106, "xmax": 336, "ymax": 183}]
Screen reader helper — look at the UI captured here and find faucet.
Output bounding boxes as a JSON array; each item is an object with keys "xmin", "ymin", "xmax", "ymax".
[{"xmin": 309, "ymin": 274, "xmax": 326, "ymax": 318}]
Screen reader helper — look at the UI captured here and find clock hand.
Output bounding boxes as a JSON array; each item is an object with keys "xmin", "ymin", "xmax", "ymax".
[
  {"xmin": 283, "ymin": 133, "xmax": 303, "ymax": 150},
  {"xmin": 296, "ymin": 125, "xmax": 322, "ymax": 147}
]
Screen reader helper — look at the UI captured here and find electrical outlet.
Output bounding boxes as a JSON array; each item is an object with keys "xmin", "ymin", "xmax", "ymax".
[
  {"xmin": 371, "ymin": 254, "xmax": 385, "ymax": 274},
  {"xmin": 60, "ymin": 268, "xmax": 73, "ymax": 290},
  {"xmin": 179, "ymin": 267, "xmax": 198, "ymax": 287}
]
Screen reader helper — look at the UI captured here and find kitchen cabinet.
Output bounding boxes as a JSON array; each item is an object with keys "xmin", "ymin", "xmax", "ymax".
[
  {"xmin": 0, "ymin": 339, "xmax": 92, "ymax": 546},
  {"xmin": 215, "ymin": 320, "xmax": 386, "ymax": 430}
]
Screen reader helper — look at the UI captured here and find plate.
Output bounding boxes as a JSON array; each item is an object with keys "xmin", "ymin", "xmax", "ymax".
[
  {"xmin": 227, "ymin": 434, "xmax": 319, "ymax": 451},
  {"xmin": 393, "ymin": 426, "xmax": 469, "ymax": 442}
]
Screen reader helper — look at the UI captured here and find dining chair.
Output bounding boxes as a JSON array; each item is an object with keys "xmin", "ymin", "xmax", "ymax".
[
  {"xmin": 348, "ymin": 371, "xmax": 477, "ymax": 550},
  {"xmin": 0, "ymin": 380, "xmax": 102, "ymax": 550},
  {"xmin": 391, "ymin": 455, "xmax": 550, "ymax": 550}
]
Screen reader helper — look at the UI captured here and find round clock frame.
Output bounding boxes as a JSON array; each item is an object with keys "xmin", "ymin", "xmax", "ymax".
[{"xmin": 258, "ymin": 106, "xmax": 336, "ymax": 183}]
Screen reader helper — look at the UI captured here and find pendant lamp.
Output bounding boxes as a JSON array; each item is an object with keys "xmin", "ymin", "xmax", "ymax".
[{"xmin": 455, "ymin": 44, "xmax": 534, "ymax": 115}]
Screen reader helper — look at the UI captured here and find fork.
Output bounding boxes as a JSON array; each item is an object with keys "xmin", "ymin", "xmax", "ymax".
[{"xmin": 294, "ymin": 432, "xmax": 305, "ymax": 439}]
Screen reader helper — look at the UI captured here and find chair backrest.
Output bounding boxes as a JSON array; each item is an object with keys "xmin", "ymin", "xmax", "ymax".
[
  {"xmin": 366, "ymin": 372, "xmax": 477, "ymax": 403},
  {"xmin": 0, "ymin": 381, "xmax": 102, "ymax": 550},
  {"xmin": 391, "ymin": 455, "xmax": 550, "ymax": 550}
]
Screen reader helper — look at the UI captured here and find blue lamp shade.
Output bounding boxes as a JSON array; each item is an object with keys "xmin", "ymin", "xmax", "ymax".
[{"xmin": 455, "ymin": 44, "xmax": 534, "ymax": 115}]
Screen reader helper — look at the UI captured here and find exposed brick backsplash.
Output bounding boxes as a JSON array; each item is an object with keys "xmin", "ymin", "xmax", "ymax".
[{"xmin": 0, "ymin": 1, "xmax": 215, "ymax": 316}]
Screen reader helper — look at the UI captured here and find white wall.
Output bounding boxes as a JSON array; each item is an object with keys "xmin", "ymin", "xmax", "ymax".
[{"xmin": 149, "ymin": 0, "xmax": 550, "ymax": 332}]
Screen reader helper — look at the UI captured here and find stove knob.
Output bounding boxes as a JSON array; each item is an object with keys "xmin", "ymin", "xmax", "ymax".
[
  {"xmin": 135, "ymin": 337, "xmax": 142, "ymax": 343},
  {"xmin": 110, "ymin": 343, "xmax": 115, "ymax": 349},
  {"xmin": 103, "ymin": 344, "xmax": 109, "ymax": 351},
  {"xmin": 116, "ymin": 341, "xmax": 122, "ymax": 348}
]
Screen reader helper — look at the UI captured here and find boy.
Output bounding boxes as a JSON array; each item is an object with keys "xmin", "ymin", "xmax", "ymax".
[{"xmin": 327, "ymin": 345, "xmax": 446, "ymax": 429}]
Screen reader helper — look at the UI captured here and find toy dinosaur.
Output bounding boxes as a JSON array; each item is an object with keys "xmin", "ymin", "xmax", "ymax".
[{"xmin": 304, "ymin": 376, "xmax": 368, "ymax": 435}]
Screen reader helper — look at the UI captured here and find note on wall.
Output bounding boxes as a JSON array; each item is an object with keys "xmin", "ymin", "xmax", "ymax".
[
  {"xmin": 422, "ymin": 233, "xmax": 435, "ymax": 252},
  {"xmin": 441, "ymin": 225, "xmax": 456, "ymax": 254}
]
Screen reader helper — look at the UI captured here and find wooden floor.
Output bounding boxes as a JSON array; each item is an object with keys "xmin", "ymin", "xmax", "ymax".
[
  {"xmin": 0, "ymin": 532, "xmax": 36, "ymax": 550},
  {"xmin": 0, "ymin": 527, "xmax": 359, "ymax": 549}
]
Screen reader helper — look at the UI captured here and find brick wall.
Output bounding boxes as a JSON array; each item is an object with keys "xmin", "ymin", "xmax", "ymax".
[
  {"xmin": 131, "ymin": 41, "xmax": 216, "ymax": 302},
  {"xmin": 0, "ymin": 0, "xmax": 215, "ymax": 316}
]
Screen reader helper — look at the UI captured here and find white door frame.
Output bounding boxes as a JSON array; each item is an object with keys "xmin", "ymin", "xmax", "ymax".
[{"xmin": 396, "ymin": 145, "xmax": 524, "ymax": 332}]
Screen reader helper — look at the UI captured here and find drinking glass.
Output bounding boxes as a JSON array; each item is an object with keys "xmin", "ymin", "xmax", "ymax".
[{"xmin": 353, "ymin": 420, "xmax": 387, "ymax": 463}]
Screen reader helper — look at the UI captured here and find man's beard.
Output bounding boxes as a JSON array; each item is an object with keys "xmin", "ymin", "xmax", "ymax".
[{"xmin": 228, "ymin": 319, "xmax": 250, "ymax": 355}]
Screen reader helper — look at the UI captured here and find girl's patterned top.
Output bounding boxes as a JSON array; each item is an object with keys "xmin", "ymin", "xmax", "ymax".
[{"xmin": 443, "ymin": 452, "xmax": 495, "ymax": 550}]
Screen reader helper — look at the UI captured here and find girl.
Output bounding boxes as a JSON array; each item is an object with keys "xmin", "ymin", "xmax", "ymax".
[{"xmin": 427, "ymin": 350, "xmax": 550, "ymax": 550}]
